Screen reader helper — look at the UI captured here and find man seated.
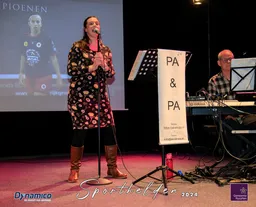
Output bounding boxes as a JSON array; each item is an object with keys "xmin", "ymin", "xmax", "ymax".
[{"xmin": 207, "ymin": 49, "xmax": 256, "ymax": 157}]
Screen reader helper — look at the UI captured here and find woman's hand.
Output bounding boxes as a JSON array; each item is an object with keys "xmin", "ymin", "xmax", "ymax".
[
  {"xmin": 89, "ymin": 52, "xmax": 104, "ymax": 72},
  {"xmin": 94, "ymin": 52, "xmax": 104, "ymax": 67}
]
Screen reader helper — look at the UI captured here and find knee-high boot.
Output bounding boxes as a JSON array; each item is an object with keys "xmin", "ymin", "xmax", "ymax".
[
  {"xmin": 105, "ymin": 145, "xmax": 127, "ymax": 179},
  {"xmin": 67, "ymin": 145, "xmax": 84, "ymax": 183}
]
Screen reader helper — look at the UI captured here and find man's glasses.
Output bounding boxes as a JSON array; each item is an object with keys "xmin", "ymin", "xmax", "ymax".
[{"xmin": 220, "ymin": 58, "xmax": 233, "ymax": 63}]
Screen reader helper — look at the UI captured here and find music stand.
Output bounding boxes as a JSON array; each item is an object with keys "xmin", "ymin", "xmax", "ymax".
[
  {"xmin": 128, "ymin": 49, "xmax": 195, "ymax": 195},
  {"xmin": 185, "ymin": 51, "xmax": 193, "ymax": 67},
  {"xmin": 128, "ymin": 49, "xmax": 192, "ymax": 81},
  {"xmin": 230, "ymin": 58, "xmax": 256, "ymax": 102}
]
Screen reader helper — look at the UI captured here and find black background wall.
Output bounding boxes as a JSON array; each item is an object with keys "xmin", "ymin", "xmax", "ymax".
[{"xmin": 1, "ymin": 0, "xmax": 255, "ymax": 157}]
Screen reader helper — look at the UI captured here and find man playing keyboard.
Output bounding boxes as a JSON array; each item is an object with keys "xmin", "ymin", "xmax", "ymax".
[{"xmin": 207, "ymin": 49, "xmax": 256, "ymax": 156}]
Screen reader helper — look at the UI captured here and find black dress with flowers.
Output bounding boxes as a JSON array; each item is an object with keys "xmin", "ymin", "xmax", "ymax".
[{"xmin": 67, "ymin": 39, "xmax": 115, "ymax": 129}]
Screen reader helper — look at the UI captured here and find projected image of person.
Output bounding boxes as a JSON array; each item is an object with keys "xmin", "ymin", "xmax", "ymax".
[
  {"xmin": 19, "ymin": 14, "xmax": 63, "ymax": 96},
  {"xmin": 207, "ymin": 49, "xmax": 256, "ymax": 156},
  {"xmin": 66, "ymin": 16, "xmax": 127, "ymax": 183}
]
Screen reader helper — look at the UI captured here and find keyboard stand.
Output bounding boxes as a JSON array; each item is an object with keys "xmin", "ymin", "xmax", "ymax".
[
  {"xmin": 232, "ymin": 130, "xmax": 256, "ymax": 134},
  {"xmin": 214, "ymin": 119, "xmax": 256, "ymax": 179}
]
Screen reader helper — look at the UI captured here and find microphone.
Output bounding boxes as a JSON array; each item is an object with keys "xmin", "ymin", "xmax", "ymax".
[{"xmin": 93, "ymin": 28, "xmax": 100, "ymax": 35}]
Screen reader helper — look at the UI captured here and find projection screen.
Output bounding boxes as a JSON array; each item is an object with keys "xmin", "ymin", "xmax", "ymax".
[{"xmin": 0, "ymin": 0, "xmax": 125, "ymax": 111}]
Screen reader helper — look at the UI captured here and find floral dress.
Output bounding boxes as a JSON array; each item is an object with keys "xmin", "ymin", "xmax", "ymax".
[{"xmin": 67, "ymin": 39, "xmax": 115, "ymax": 129}]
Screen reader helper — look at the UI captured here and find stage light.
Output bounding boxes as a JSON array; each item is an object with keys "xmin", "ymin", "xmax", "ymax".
[{"xmin": 193, "ymin": 0, "xmax": 202, "ymax": 5}]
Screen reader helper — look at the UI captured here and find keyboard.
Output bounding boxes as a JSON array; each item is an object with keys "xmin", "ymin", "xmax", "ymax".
[
  {"xmin": 186, "ymin": 100, "xmax": 256, "ymax": 116},
  {"xmin": 186, "ymin": 100, "xmax": 255, "ymax": 107}
]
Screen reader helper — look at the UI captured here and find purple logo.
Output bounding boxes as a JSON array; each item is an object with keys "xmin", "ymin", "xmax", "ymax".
[{"xmin": 230, "ymin": 183, "xmax": 248, "ymax": 201}]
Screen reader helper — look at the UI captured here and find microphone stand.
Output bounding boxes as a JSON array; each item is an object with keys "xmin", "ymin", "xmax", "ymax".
[{"xmin": 86, "ymin": 33, "xmax": 112, "ymax": 185}]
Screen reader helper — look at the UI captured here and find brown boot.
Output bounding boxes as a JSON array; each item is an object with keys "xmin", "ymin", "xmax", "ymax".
[
  {"xmin": 67, "ymin": 145, "xmax": 84, "ymax": 183},
  {"xmin": 105, "ymin": 145, "xmax": 127, "ymax": 179}
]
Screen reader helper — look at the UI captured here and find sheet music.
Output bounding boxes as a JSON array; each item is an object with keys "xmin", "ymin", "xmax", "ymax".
[
  {"xmin": 231, "ymin": 57, "xmax": 256, "ymax": 91},
  {"xmin": 128, "ymin": 50, "xmax": 146, "ymax": 81},
  {"xmin": 231, "ymin": 57, "xmax": 256, "ymax": 67},
  {"xmin": 231, "ymin": 68, "xmax": 255, "ymax": 91}
]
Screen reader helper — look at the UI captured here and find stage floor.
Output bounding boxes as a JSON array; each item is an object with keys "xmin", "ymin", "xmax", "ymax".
[{"xmin": 0, "ymin": 152, "xmax": 255, "ymax": 207}]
